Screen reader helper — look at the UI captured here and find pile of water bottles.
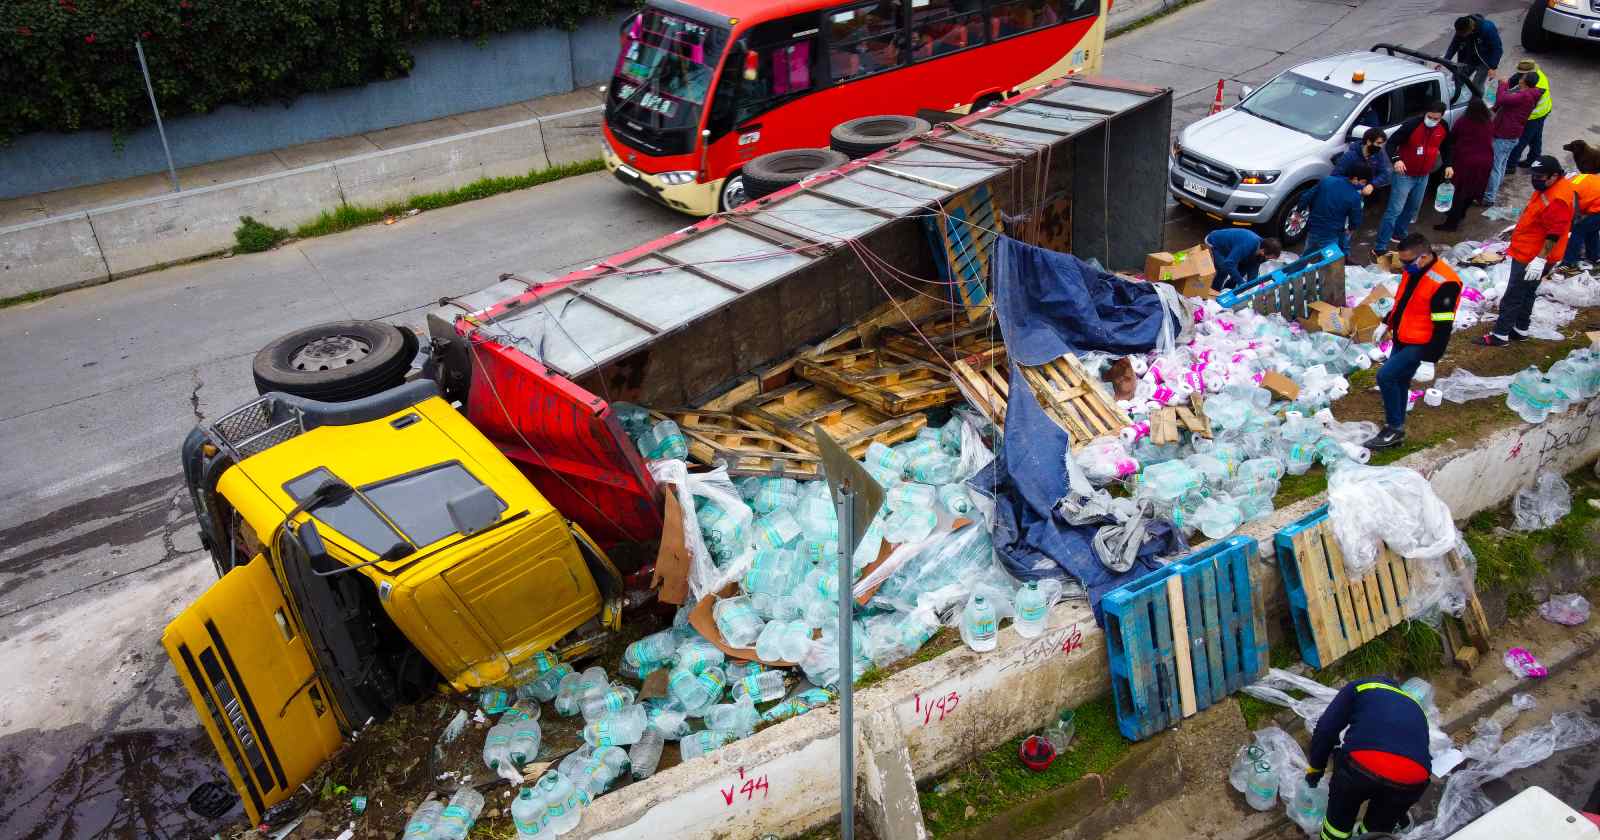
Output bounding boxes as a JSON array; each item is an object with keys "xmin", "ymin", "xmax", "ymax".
[{"xmin": 1506, "ymin": 346, "xmax": 1600, "ymax": 424}]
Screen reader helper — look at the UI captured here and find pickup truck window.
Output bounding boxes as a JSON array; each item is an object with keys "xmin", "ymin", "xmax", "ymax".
[{"xmin": 1238, "ymin": 72, "xmax": 1361, "ymax": 141}]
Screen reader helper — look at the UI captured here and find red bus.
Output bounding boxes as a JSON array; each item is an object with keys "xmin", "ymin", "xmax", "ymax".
[{"xmin": 602, "ymin": 0, "xmax": 1110, "ymax": 215}]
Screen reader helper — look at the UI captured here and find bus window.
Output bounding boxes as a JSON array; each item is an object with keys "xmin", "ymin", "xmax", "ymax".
[
  {"xmin": 734, "ymin": 40, "xmax": 818, "ymax": 123},
  {"xmin": 989, "ymin": 0, "xmax": 1092, "ymax": 40},
  {"xmin": 607, "ymin": 10, "xmax": 730, "ymax": 154},
  {"xmin": 829, "ymin": 1, "xmax": 907, "ymax": 82},
  {"xmin": 910, "ymin": 0, "xmax": 984, "ymax": 58}
]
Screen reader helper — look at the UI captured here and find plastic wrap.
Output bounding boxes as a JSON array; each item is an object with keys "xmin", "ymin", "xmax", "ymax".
[
  {"xmin": 1537, "ymin": 592, "xmax": 1591, "ymax": 626},
  {"xmin": 1251, "ymin": 725, "xmax": 1309, "ymax": 807},
  {"xmin": 1239, "ymin": 668, "xmax": 1339, "ymax": 732},
  {"xmin": 1539, "ymin": 269, "xmax": 1600, "ymax": 308},
  {"xmin": 1512, "ymin": 471, "xmax": 1571, "ymax": 531},
  {"xmin": 1327, "ymin": 464, "xmax": 1458, "ymax": 576},
  {"xmin": 1502, "ymin": 647, "xmax": 1547, "ymax": 678},
  {"xmin": 1511, "ymin": 693, "xmax": 1537, "ymax": 711},
  {"xmin": 1433, "ymin": 369, "xmax": 1514, "ymax": 403},
  {"xmin": 1404, "ymin": 712, "xmax": 1600, "ymax": 840},
  {"xmin": 649, "ymin": 460, "xmax": 755, "ymax": 600},
  {"xmin": 1402, "ymin": 537, "xmax": 1476, "ymax": 620}
]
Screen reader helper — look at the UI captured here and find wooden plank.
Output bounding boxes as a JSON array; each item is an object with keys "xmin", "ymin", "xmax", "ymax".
[
  {"xmin": 1360, "ymin": 566, "xmax": 1392, "ymax": 636},
  {"xmin": 794, "ymin": 349, "xmax": 960, "ymax": 416},
  {"xmin": 698, "ymin": 375, "xmax": 760, "ymax": 411},
  {"xmin": 1445, "ymin": 549, "xmax": 1492, "ymax": 653},
  {"xmin": 1195, "ymin": 562, "xmax": 1227, "ymax": 703},
  {"xmin": 1320, "ymin": 527, "xmax": 1367, "ymax": 648},
  {"xmin": 1294, "ymin": 528, "xmax": 1345, "ymax": 664},
  {"xmin": 1167, "ymin": 576, "xmax": 1198, "ymax": 717},
  {"xmin": 656, "ymin": 409, "xmax": 822, "ymax": 478},
  {"xmin": 735, "ymin": 381, "xmax": 926, "ymax": 458},
  {"xmin": 1213, "ymin": 550, "xmax": 1243, "ymax": 689},
  {"xmin": 1148, "ymin": 589, "xmax": 1180, "ymax": 730}
]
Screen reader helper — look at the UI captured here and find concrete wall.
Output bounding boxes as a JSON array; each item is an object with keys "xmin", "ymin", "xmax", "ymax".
[
  {"xmin": 0, "ymin": 14, "xmax": 628, "ymax": 200},
  {"xmin": 1107, "ymin": 0, "xmax": 1185, "ymax": 33}
]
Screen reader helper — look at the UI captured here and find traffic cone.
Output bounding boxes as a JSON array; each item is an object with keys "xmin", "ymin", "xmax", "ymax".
[{"xmin": 1208, "ymin": 79, "xmax": 1226, "ymax": 115}]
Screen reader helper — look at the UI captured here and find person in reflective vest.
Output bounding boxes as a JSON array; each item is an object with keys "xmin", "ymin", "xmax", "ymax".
[
  {"xmin": 1482, "ymin": 156, "xmax": 1574, "ymax": 346},
  {"xmin": 1562, "ymin": 172, "xmax": 1600, "ymax": 268},
  {"xmin": 1305, "ymin": 676, "xmax": 1433, "ymax": 840},
  {"xmin": 1510, "ymin": 59, "xmax": 1553, "ymax": 169},
  {"xmin": 1366, "ymin": 232, "xmax": 1461, "ymax": 449}
]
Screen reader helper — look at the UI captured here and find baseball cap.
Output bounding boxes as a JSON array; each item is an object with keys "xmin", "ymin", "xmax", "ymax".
[{"xmin": 1529, "ymin": 155, "xmax": 1563, "ymax": 176}]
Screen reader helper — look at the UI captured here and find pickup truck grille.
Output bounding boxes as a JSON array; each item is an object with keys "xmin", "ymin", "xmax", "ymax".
[
  {"xmin": 1178, "ymin": 152, "xmax": 1239, "ymax": 187},
  {"xmin": 212, "ymin": 397, "xmax": 304, "ymax": 460}
]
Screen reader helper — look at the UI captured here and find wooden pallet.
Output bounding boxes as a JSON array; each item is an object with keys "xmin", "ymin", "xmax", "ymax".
[
  {"xmin": 794, "ymin": 348, "xmax": 960, "ymax": 416},
  {"xmin": 951, "ymin": 346, "xmax": 1010, "ymax": 427},
  {"xmin": 655, "ymin": 409, "xmax": 821, "ymax": 479},
  {"xmin": 1275, "ymin": 506, "xmax": 1418, "ymax": 670},
  {"xmin": 1018, "ymin": 355, "xmax": 1131, "ymax": 447},
  {"xmin": 734, "ymin": 381, "xmax": 926, "ymax": 459},
  {"xmin": 876, "ymin": 309, "xmax": 1000, "ymax": 365},
  {"xmin": 924, "ymin": 184, "xmax": 1002, "ymax": 320}
]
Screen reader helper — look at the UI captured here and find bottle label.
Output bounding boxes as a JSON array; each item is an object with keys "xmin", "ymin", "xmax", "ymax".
[
  {"xmin": 547, "ymin": 800, "xmax": 566, "ymax": 818},
  {"xmin": 974, "ymin": 618, "xmax": 997, "ymax": 637},
  {"xmin": 1019, "ymin": 603, "xmax": 1046, "ymax": 622},
  {"xmin": 442, "ymin": 805, "xmax": 468, "ymax": 819}
]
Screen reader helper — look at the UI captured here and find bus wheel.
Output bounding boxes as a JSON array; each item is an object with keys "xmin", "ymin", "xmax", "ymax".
[
  {"xmin": 830, "ymin": 115, "xmax": 934, "ymax": 159},
  {"xmin": 744, "ymin": 148, "xmax": 851, "ymax": 201},
  {"xmin": 974, "ymin": 94, "xmax": 1003, "ymax": 111},
  {"xmin": 719, "ymin": 174, "xmax": 749, "ymax": 212},
  {"xmin": 252, "ymin": 320, "xmax": 417, "ymax": 401}
]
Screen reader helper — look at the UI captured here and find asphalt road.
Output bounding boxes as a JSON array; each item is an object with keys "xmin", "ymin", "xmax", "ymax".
[{"xmin": 0, "ymin": 0, "xmax": 1593, "ymax": 836}]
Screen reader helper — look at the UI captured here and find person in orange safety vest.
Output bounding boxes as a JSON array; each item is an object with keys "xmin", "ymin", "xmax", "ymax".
[
  {"xmin": 1366, "ymin": 232, "xmax": 1461, "ymax": 449},
  {"xmin": 1481, "ymin": 155, "xmax": 1574, "ymax": 346}
]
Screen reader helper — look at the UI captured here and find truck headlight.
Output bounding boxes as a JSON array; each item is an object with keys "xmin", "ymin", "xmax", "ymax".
[
  {"xmin": 658, "ymin": 170, "xmax": 698, "ymax": 186},
  {"xmin": 1548, "ymin": 0, "xmax": 1578, "ymax": 9},
  {"xmin": 1172, "ymin": 141, "xmax": 1183, "ymax": 159},
  {"xmin": 1238, "ymin": 170, "xmax": 1280, "ymax": 185}
]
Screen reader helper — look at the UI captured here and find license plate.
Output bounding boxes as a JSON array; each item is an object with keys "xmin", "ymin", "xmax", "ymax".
[{"xmin": 1183, "ymin": 176, "xmax": 1208, "ymax": 197}]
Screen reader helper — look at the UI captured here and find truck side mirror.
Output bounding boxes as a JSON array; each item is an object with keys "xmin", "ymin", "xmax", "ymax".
[{"xmin": 296, "ymin": 520, "xmax": 337, "ymax": 574}]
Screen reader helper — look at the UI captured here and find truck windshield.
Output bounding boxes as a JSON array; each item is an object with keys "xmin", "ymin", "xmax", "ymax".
[
  {"xmin": 606, "ymin": 10, "xmax": 728, "ymax": 156},
  {"xmin": 1237, "ymin": 73, "xmax": 1361, "ymax": 140},
  {"xmin": 285, "ymin": 463, "xmax": 506, "ymax": 555}
]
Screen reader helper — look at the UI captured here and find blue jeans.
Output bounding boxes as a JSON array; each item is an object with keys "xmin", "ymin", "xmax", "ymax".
[
  {"xmin": 1376, "ymin": 173, "xmax": 1429, "ymax": 248},
  {"xmin": 1485, "ymin": 138, "xmax": 1518, "ymax": 203},
  {"xmin": 1377, "ymin": 343, "xmax": 1426, "ymax": 429},
  {"xmin": 1510, "ymin": 116, "xmax": 1546, "ymax": 167},
  {"xmin": 1565, "ymin": 214, "xmax": 1600, "ymax": 265}
]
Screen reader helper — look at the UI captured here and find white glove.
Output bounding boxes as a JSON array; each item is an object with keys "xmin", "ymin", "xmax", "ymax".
[
  {"xmin": 1526, "ymin": 257, "xmax": 1546, "ymax": 278},
  {"xmin": 1413, "ymin": 361, "xmax": 1435, "ymax": 383},
  {"xmin": 1371, "ymin": 323, "xmax": 1387, "ymax": 343}
]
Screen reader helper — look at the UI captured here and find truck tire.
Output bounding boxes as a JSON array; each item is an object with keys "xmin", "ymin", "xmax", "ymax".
[
  {"xmin": 1267, "ymin": 184, "xmax": 1315, "ymax": 246},
  {"xmin": 829, "ymin": 115, "xmax": 933, "ymax": 159},
  {"xmin": 743, "ymin": 148, "xmax": 850, "ymax": 201},
  {"xmin": 1521, "ymin": 0, "xmax": 1553, "ymax": 51},
  {"xmin": 252, "ymin": 320, "xmax": 417, "ymax": 401}
]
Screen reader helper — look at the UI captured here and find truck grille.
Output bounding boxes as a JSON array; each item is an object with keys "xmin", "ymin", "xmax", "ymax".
[
  {"xmin": 1179, "ymin": 152, "xmax": 1239, "ymax": 187},
  {"xmin": 212, "ymin": 397, "xmax": 304, "ymax": 460}
]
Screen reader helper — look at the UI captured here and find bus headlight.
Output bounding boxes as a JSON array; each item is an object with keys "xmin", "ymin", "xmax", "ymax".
[
  {"xmin": 1238, "ymin": 170, "xmax": 1280, "ymax": 185},
  {"xmin": 658, "ymin": 170, "xmax": 698, "ymax": 186}
]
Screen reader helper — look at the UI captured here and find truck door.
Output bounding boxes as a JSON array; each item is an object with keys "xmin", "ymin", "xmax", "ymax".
[{"xmin": 162, "ymin": 555, "xmax": 344, "ymax": 826}]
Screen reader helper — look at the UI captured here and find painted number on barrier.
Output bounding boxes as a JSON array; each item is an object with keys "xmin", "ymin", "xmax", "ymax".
[
  {"xmin": 720, "ymin": 767, "xmax": 770, "ymax": 806},
  {"xmin": 913, "ymin": 690, "xmax": 960, "ymax": 726},
  {"xmin": 1002, "ymin": 622, "xmax": 1084, "ymax": 673}
]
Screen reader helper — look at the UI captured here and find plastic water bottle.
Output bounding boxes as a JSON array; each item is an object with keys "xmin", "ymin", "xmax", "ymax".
[
  {"xmin": 706, "ymin": 695, "xmax": 760, "ymax": 736},
  {"xmin": 865, "ymin": 440, "xmax": 910, "ymax": 475},
  {"xmin": 714, "ymin": 596, "xmax": 765, "ymax": 648},
  {"xmin": 1400, "ymin": 677, "xmax": 1435, "ymax": 708},
  {"xmin": 483, "ymin": 720, "xmax": 516, "ymax": 775},
  {"xmin": 1013, "ymin": 580, "xmax": 1062, "ymax": 639},
  {"xmin": 621, "ymin": 631, "xmax": 679, "ymax": 679},
  {"xmin": 731, "ymin": 670, "xmax": 787, "ymax": 703},
  {"xmin": 581, "ymin": 686, "xmax": 638, "ymax": 722},
  {"xmin": 795, "ymin": 496, "xmax": 839, "ymax": 540},
  {"xmin": 751, "ymin": 509, "xmax": 803, "ymax": 549},
  {"xmin": 960, "ymin": 593, "xmax": 999, "ymax": 652},
  {"xmin": 744, "ymin": 549, "xmax": 803, "ymax": 596},
  {"xmin": 679, "ymin": 729, "xmax": 736, "ymax": 762},
  {"xmin": 576, "ymin": 746, "xmax": 629, "ymax": 796},
  {"xmin": 404, "ymin": 799, "xmax": 445, "ymax": 839},
  {"xmin": 1433, "ymin": 181, "xmax": 1455, "ymax": 213},
  {"xmin": 744, "ymin": 476, "xmax": 800, "ymax": 514},
  {"xmin": 480, "ymin": 686, "xmax": 512, "ymax": 715},
  {"xmin": 638, "ymin": 419, "xmax": 689, "ymax": 461},
  {"xmin": 886, "ymin": 482, "xmax": 938, "ymax": 511},
  {"xmin": 674, "ymin": 639, "xmax": 725, "ymax": 675},
  {"xmin": 1284, "ymin": 442, "xmax": 1316, "ymax": 476},
  {"xmin": 1195, "ymin": 498, "xmax": 1243, "ymax": 540},
  {"xmin": 582, "ymin": 703, "xmax": 649, "ymax": 748},
  {"xmin": 1245, "ymin": 760, "xmax": 1278, "ymax": 811},
  {"xmin": 435, "ymin": 787, "xmax": 486, "ymax": 840},
  {"xmin": 629, "ymin": 727, "xmax": 665, "ymax": 780},
  {"xmin": 512, "ymin": 787, "xmax": 549, "ymax": 839},
  {"xmin": 1507, "ymin": 366, "xmax": 1559, "ymax": 423},
  {"xmin": 1291, "ymin": 777, "xmax": 1329, "ymax": 832},
  {"xmin": 520, "ymin": 663, "xmax": 573, "ymax": 703},
  {"xmin": 509, "ymin": 717, "xmax": 543, "ymax": 768},
  {"xmin": 503, "ymin": 699, "xmax": 541, "ymax": 723},
  {"xmin": 668, "ymin": 665, "xmax": 726, "ymax": 712},
  {"xmin": 883, "ymin": 506, "xmax": 939, "ymax": 544},
  {"xmin": 906, "ymin": 452, "xmax": 960, "ymax": 484},
  {"xmin": 1230, "ymin": 744, "xmax": 1266, "ymax": 792},
  {"xmin": 938, "ymin": 483, "xmax": 975, "ymax": 517},
  {"xmin": 537, "ymin": 772, "xmax": 583, "ymax": 835},
  {"xmin": 797, "ymin": 539, "xmax": 839, "ymax": 566}
]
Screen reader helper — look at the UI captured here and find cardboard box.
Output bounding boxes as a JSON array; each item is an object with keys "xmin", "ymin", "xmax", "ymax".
[
  {"xmin": 1588, "ymin": 330, "xmax": 1600, "ymax": 350},
  {"xmin": 1260, "ymin": 370, "xmax": 1300, "ymax": 402},
  {"xmin": 1298, "ymin": 286, "xmax": 1387, "ymax": 343},
  {"xmin": 1145, "ymin": 245, "xmax": 1217, "ymax": 298}
]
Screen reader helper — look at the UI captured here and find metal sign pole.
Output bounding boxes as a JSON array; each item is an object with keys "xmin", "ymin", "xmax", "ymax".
[
  {"xmin": 835, "ymin": 484, "xmax": 856, "ymax": 840},
  {"xmin": 134, "ymin": 39, "xmax": 180, "ymax": 193}
]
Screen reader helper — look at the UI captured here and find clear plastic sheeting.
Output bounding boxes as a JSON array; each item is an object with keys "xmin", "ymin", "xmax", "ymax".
[
  {"xmin": 1327, "ymin": 464, "xmax": 1458, "ymax": 577},
  {"xmin": 1540, "ymin": 268, "xmax": 1600, "ymax": 308},
  {"xmin": 1402, "ymin": 537, "xmax": 1477, "ymax": 621},
  {"xmin": 1512, "ymin": 471, "xmax": 1572, "ymax": 531},
  {"xmin": 648, "ymin": 459, "xmax": 754, "ymax": 600},
  {"xmin": 1403, "ymin": 712, "xmax": 1600, "ymax": 840},
  {"xmin": 1433, "ymin": 369, "xmax": 1515, "ymax": 403},
  {"xmin": 1239, "ymin": 668, "xmax": 1338, "ymax": 732},
  {"xmin": 1537, "ymin": 592, "xmax": 1591, "ymax": 626}
]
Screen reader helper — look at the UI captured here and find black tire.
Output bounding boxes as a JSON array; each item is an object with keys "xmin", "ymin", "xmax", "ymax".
[
  {"xmin": 1267, "ymin": 184, "xmax": 1316, "ymax": 246},
  {"xmin": 743, "ymin": 148, "xmax": 851, "ymax": 201},
  {"xmin": 829, "ymin": 115, "xmax": 934, "ymax": 159},
  {"xmin": 973, "ymin": 94, "xmax": 1003, "ymax": 112},
  {"xmin": 1521, "ymin": 0, "xmax": 1553, "ymax": 51},
  {"xmin": 252, "ymin": 320, "xmax": 417, "ymax": 401}
]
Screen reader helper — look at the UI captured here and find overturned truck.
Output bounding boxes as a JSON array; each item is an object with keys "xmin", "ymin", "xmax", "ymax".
[{"xmin": 164, "ymin": 76, "xmax": 1173, "ymax": 825}]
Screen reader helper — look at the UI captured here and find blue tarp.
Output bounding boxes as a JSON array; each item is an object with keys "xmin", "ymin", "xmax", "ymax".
[{"xmin": 971, "ymin": 237, "xmax": 1187, "ymax": 622}]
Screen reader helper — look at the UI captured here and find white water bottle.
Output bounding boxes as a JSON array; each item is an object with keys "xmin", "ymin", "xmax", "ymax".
[
  {"xmin": 435, "ymin": 787, "xmax": 486, "ymax": 840},
  {"xmin": 404, "ymin": 799, "xmax": 445, "ymax": 839},
  {"xmin": 959, "ymin": 593, "xmax": 999, "ymax": 652},
  {"xmin": 1434, "ymin": 180, "xmax": 1455, "ymax": 213},
  {"xmin": 511, "ymin": 787, "xmax": 549, "ymax": 838}
]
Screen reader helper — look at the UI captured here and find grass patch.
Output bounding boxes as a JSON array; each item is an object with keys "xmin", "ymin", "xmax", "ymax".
[
  {"xmin": 918, "ymin": 696, "xmax": 1130, "ymax": 837},
  {"xmin": 1238, "ymin": 636, "xmax": 1302, "ymax": 729},
  {"xmin": 1325, "ymin": 620, "xmax": 1442, "ymax": 682},
  {"xmin": 0, "ymin": 289, "xmax": 52, "ymax": 309},
  {"xmin": 233, "ymin": 215, "xmax": 289, "ymax": 253}
]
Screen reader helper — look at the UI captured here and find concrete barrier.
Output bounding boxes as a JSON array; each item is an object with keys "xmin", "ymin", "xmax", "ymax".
[
  {"xmin": 332, "ymin": 120, "xmax": 550, "ymax": 208},
  {"xmin": 0, "ymin": 213, "xmax": 107, "ymax": 298}
]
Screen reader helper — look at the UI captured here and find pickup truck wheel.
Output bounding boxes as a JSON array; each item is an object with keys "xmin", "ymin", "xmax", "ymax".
[
  {"xmin": 1521, "ymin": 0, "xmax": 1552, "ymax": 51},
  {"xmin": 830, "ymin": 115, "xmax": 933, "ymax": 159},
  {"xmin": 743, "ymin": 148, "xmax": 850, "ymax": 201},
  {"xmin": 1269, "ymin": 184, "xmax": 1315, "ymax": 245},
  {"xmin": 252, "ymin": 320, "xmax": 417, "ymax": 401}
]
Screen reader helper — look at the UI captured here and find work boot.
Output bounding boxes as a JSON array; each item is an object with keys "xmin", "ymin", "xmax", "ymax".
[
  {"xmin": 1365, "ymin": 426, "xmax": 1406, "ymax": 449},
  {"xmin": 1478, "ymin": 333, "xmax": 1510, "ymax": 347}
]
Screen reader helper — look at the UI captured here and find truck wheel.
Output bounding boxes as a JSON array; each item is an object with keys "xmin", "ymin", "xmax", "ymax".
[
  {"xmin": 743, "ymin": 148, "xmax": 850, "ymax": 201},
  {"xmin": 252, "ymin": 320, "xmax": 417, "ymax": 401},
  {"xmin": 829, "ymin": 115, "xmax": 933, "ymax": 159},
  {"xmin": 1268, "ymin": 184, "xmax": 1315, "ymax": 245},
  {"xmin": 1521, "ymin": 0, "xmax": 1552, "ymax": 51},
  {"xmin": 719, "ymin": 173, "xmax": 749, "ymax": 211}
]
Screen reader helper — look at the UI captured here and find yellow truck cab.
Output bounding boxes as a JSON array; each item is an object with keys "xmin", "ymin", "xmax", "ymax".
[{"xmin": 164, "ymin": 380, "xmax": 623, "ymax": 824}]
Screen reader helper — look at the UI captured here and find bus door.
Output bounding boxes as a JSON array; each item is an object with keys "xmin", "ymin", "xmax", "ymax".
[{"xmin": 706, "ymin": 14, "xmax": 827, "ymax": 173}]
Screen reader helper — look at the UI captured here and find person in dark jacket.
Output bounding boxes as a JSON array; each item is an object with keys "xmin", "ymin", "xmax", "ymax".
[
  {"xmin": 1297, "ymin": 164, "xmax": 1371, "ymax": 257},
  {"xmin": 1366, "ymin": 233, "xmax": 1461, "ymax": 449},
  {"xmin": 1333, "ymin": 128, "xmax": 1392, "ymax": 193},
  {"xmin": 1204, "ymin": 228, "xmax": 1281, "ymax": 290},
  {"xmin": 1434, "ymin": 98, "xmax": 1495, "ymax": 232},
  {"xmin": 1305, "ymin": 675, "xmax": 1433, "ymax": 840},
  {"xmin": 1375, "ymin": 102, "xmax": 1454, "ymax": 255},
  {"xmin": 1442, "ymin": 14, "xmax": 1502, "ymax": 89}
]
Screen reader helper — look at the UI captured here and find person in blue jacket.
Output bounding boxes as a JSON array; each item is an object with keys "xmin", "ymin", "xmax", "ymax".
[
  {"xmin": 1442, "ymin": 14, "xmax": 1503, "ymax": 90},
  {"xmin": 1296, "ymin": 162, "xmax": 1372, "ymax": 256},
  {"xmin": 1333, "ymin": 128, "xmax": 1392, "ymax": 194},
  {"xmin": 1203, "ymin": 228, "xmax": 1281, "ymax": 290},
  {"xmin": 1305, "ymin": 676, "xmax": 1433, "ymax": 840}
]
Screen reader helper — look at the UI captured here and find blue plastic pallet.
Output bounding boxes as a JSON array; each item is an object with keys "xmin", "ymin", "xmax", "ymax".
[
  {"xmin": 1103, "ymin": 536, "xmax": 1268, "ymax": 741},
  {"xmin": 1215, "ymin": 243, "xmax": 1344, "ymax": 321},
  {"xmin": 1274, "ymin": 504, "xmax": 1414, "ymax": 670}
]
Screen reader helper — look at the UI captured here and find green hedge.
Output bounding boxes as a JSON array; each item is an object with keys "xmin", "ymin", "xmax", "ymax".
[{"xmin": 0, "ymin": 0, "xmax": 626, "ymax": 144}]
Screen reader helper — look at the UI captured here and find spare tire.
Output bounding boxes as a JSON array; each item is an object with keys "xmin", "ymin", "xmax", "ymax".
[
  {"xmin": 252, "ymin": 320, "xmax": 417, "ymax": 401},
  {"xmin": 830, "ymin": 115, "xmax": 933, "ymax": 159},
  {"xmin": 743, "ymin": 148, "xmax": 851, "ymax": 201}
]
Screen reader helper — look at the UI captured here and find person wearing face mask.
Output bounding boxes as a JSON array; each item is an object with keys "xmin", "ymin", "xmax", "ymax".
[
  {"xmin": 1374, "ymin": 101, "xmax": 1453, "ymax": 257},
  {"xmin": 1333, "ymin": 128, "xmax": 1392, "ymax": 195},
  {"xmin": 1481, "ymin": 156, "xmax": 1574, "ymax": 347},
  {"xmin": 1433, "ymin": 98, "xmax": 1494, "ymax": 233},
  {"xmin": 1366, "ymin": 233, "xmax": 1460, "ymax": 449}
]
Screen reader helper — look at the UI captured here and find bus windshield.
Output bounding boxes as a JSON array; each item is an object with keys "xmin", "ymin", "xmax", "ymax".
[{"xmin": 608, "ymin": 10, "xmax": 729, "ymax": 155}]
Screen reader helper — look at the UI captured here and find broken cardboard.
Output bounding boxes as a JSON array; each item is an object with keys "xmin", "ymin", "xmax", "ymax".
[
  {"xmin": 689, "ymin": 584, "xmax": 798, "ymax": 667},
  {"xmin": 1260, "ymin": 370, "xmax": 1300, "ymax": 401},
  {"xmin": 651, "ymin": 488, "xmax": 691, "ymax": 606},
  {"xmin": 1145, "ymin": 245, "xmax": 1217, "ymax": 298}
]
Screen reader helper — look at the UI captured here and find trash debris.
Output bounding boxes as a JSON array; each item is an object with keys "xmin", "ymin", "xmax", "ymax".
[
  {"xmin": 1244, "ymin": 759, "xmax": 1278, "ymax": 811},
  {"xmin": 1510, "ymin": 693, "xmax": 1537, "ymax": 711},
  {"xmin": 1513, "ymin": 472, "xmax": 1572, "ymax": 531},
  {"xmin": 511, "ymin": 786, "xmax": 547, "ymax": 838},
  {"xmin": 440, "ymin": 710, "xmax": 468, "ymax": 744},
  {"xmin": 1502, "ymin": 647, "xmax": 1547, "ymax": 679},
  {"xmin": 349, "ymin": 795, "xmax": 367, "ymax": 815},
  {"xmin": 1018, "ymin": 734, "xmax": 1057, "ymax": 771},
  {"xmin": 435, "ymin": 787, "xmax": 486, "ymax": 840},
  {"xmin": 1432, "ymin": 369, "xmax": 1514, "ymax": 403},
  {"xmin": 1288, "ymin": 774, "xmax": 1328, "ymax": 835},
  {"xmin": 1327, "ymin": 465, "xmax": 1458, "ymax": 576},
  {"xmin": 537, "ymin": 771, "xmax": 585, "ymax": 835},
  {"xmin": 404, "ymin": 798, "xmax": 444, "ymax": 839},
  {"xmin": 1229, "ymin": 743, "xmax": 1267, "ymax": 793},
  {"xmin": 1537, "ymin": 592, "xmax": 1591, "ymax": 626},
  {"xmin": 1045, "ymin": 708, "xmax": 1076, "ymax": 752}
]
